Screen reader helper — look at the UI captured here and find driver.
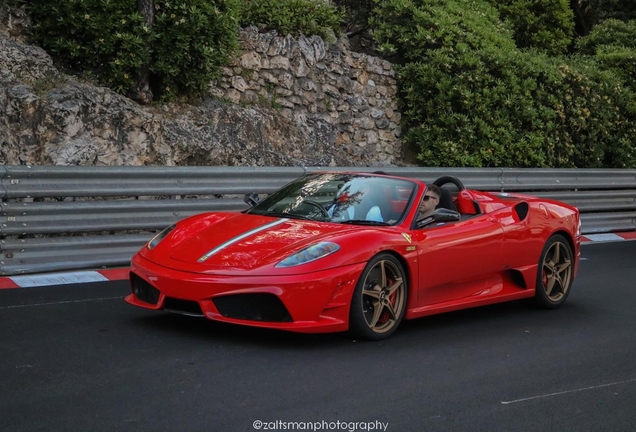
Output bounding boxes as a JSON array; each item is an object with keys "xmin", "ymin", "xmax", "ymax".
[{"xmin": 418, "ymin": 185, "xmax": 441, "ymax": 219}]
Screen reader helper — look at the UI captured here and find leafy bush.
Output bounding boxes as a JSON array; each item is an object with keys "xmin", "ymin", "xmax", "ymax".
[
  {"xmin": 400, "ymin": 51, "xmax": 636, "ymax": 168},
  {"xmin": 150, "ymin": 0, "xmax": 239, "ymax": 100},
  {"xmin": 489, "ymin": 0, "xmax": 574, "ymax": 55},
  {"xmin": 27, "ymin": 0, "xmax": 239, "ymax": 101},
  {"xmin": 371, "ymin": 0, "xmax": 516, "ymax": 61},
  {"xmin": 576, "ymin": 20, "xmax": 636, "ymax": 92},
  {"xmin": 594, "ymin": 45, "xmax": 636, "ymax": 91},
  {"xmin": 577, "ymin": 19, "xmax": 636, "ymax": 54},
  {"xmin": 333, "ymin": 0, "xmax": 375, "ymax": 33},
  {"xmin": 577, "ymin": 0, "xmax": 636, "ymax": 28},
  {"xmin": 238, "ymin": 0, "xmax": 343, "ymax": 41},
  {"xmin": 371, "ymin": 0, "xmax": 636, "ymax": 168},
  {"xmin": 2, "ymin": 0, "xmax": 26, "ymax": 6}
]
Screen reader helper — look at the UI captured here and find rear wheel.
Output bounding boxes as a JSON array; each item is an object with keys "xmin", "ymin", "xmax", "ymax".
[
  {"xmin": 534, "ymin": 235, "xmax": 574, "ymax": 308},
  {"xmin": 349, "ymin": 253, "xmax": 407, "ymax": 340}
]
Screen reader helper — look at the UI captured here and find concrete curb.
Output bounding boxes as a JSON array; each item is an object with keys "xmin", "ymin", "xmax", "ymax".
[{"xmin": 0, "ymin": 268, "xmax": 129, "ymax": 290}]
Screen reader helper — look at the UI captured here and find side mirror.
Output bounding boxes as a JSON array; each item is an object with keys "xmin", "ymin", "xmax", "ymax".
[
  {"xmin": 416, "ymin": 208, "xmax": 461, "ymax": 228},
  {"xmin": 243, "ymin": 193, "xmax": 260, "ymax": 207}
]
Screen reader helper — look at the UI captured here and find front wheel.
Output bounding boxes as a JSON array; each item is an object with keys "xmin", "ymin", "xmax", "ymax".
[
  {"xmin": 349, "ymin": 253, "xmax": 408, "ymax": 340},
  {"xmin": 534, "ymin": 234, "xmax": 574, "ymax": 309}
]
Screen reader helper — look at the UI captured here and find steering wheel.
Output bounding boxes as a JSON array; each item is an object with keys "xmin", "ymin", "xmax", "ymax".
[
  {"xmin": 432, "ymin": 175, "xmax": 466, "ymax": 191},
  {"xmin": 301, "ymin": 200, "xmax": 330, "ymax": 218}
]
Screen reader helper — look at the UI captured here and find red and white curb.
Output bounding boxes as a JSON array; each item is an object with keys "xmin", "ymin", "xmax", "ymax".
[
  {"xmin": 0, "ymin": 232, "xmax": 635, "ymax": 289},
  {"xmin": 580, "ymin": 231, "xmax": 636, "ymax": 243},
  {"xmin": 0, "ymin": 268, "xmax": 129, "ymax": 290}
]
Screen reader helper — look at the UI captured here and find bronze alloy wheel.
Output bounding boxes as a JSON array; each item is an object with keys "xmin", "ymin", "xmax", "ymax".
[
  {"xmin": 542, "ymin": 240, "xmax": 573, "ymax": 302},
  {"xmin": 349, "ymin": 253, "xmax": 407, "ymax": 339},
  {"xmin": 535, "ymin": 234, "xmax": 574, "ymax": 308}
]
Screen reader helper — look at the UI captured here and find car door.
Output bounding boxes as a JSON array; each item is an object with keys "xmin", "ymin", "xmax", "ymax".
[{"xmin": 411, "ymin": 211, "xmax": 504, "ymax": 307}]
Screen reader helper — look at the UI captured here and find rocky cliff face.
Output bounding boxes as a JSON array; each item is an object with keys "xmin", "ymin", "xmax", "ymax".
[{"xmin": 0, "ymin": 6, "xmax": 404, "ymax": 167}]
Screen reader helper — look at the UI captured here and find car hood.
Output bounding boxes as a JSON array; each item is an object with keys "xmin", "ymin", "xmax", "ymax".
[{"xmin": 165, "ymin": 212, "xmax": 361, "ymax": 271}]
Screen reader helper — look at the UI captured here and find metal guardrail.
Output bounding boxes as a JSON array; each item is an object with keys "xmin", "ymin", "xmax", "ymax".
[{"xmin": 1, "ymin": 165, "xmax": 635, "ymax": 276}]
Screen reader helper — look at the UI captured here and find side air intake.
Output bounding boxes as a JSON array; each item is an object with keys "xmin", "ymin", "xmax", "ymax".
[{"xmin": 514, "ymin": 202, "xmax": 529, "ymax": 221}]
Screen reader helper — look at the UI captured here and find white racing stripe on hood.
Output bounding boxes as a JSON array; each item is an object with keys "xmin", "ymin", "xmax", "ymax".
[{"xmin": 197, "ymin": 218, "xmax": 290, "ymax": 263}]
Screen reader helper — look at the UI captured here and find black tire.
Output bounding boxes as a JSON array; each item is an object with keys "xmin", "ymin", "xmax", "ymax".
[
  {"xmin": 534, "ymin": 234, "xmax": 574, "ymax": 309},
  {"xmin": 349, "ymin": 253, "xmax": 408, "ymax": 340}
]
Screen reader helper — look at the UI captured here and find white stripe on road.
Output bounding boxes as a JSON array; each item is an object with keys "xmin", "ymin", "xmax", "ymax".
[
  {"xmin": 0, "ymin": 296, "xmax": 123, "ymax": 310},
  {"xmin": 501, "ymin": 377, "xmax": 636, "ymax": 405},
  {"xmin": 584, "ymin": 233, "xmax": 624, "ymax": 242},
  {"xmin": 10, "ymin": 271, "xmax": 109, "ymax": 288}
]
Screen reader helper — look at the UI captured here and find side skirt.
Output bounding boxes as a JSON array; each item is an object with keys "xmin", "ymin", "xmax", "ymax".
[{"xmin": 404, "ymin": 269, "xmax": 536, "ymax": 320}]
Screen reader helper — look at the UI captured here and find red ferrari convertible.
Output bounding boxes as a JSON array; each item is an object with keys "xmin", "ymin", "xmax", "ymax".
[{"xmin": 126, "ymin": 172, "xmax": 581, "ymax": 340}]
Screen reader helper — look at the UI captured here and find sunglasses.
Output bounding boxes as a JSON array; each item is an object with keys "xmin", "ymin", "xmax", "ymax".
[{"xmin": 423, "ymin": 195, "xmax": 439, "ymax": 201}]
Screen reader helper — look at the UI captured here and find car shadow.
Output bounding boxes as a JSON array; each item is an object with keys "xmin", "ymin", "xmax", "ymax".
[
  {"xmin": 396, "ymin": 297, "xmax": 594, "ymax": 340},
  {"xmin": 128, "ymin": 311, "xmax": 352, "ymax": 349},
  {"xmin": 127, "ymin": 297, "xmax": 592, "ymax": 348}
]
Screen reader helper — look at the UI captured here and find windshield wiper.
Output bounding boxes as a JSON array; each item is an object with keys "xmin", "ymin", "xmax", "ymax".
[
  {"xmin": 338, "ymin": 220, "xmax": 391, "ymax": 226},
  {"xmin": 253, "ymin": 211, "xmax": 312, "ymax": 221}
]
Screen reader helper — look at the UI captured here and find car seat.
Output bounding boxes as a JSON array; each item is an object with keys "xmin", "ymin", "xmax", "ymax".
[{"xmin": 435, "ymin": 187, "xmax": 457, "ymax": 212}]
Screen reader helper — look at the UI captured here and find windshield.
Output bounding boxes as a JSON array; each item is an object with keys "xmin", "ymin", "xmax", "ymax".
[{"xmin": 246, "ymin": 173, "xmax": 418, "ymax": 226}]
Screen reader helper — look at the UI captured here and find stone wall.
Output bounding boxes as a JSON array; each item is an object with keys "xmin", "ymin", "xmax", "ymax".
[
  {"xmin": 209, "ymin": 27, "xmax": 402, "ymax": 165},
  {"xmin": 0, "ymin": 7, "xmax": 405, "ymax": 167}
]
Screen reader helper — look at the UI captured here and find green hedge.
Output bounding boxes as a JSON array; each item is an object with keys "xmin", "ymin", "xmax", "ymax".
[
  {"xmin": 594, "ymin": 45, "xmax": 636, "ymax": 92},
  {"xmin": 372, "ymin": 0, "xmax": 636, "ymax": 168},
  {"xmin": 578, "ymin": 0, "xmax": 636, "ymax": 27},
  {"xmin": 489, "ymin": 0, "xmax": 574, "ymax": 55},
  {"xmin": 371, "ymin": 0, "xmax": 516, "ymax": 60},
  {"xmin": 577, "ymin": 19, "xmax": 636, "ymax": 54},
  {"xmin": 238, "ymin": 0, "xmax": 343, "ymax": 41},
  {"xmin": 27, "ymin": 0, "xmax": 239, "ymax": 101},
  {"xmin": 402, "ymin": 54, "xmax": 636, "ymax": 168},
  {"xmin": 576, "ymin": 20, "xmax": 636, "ymax": 94}
]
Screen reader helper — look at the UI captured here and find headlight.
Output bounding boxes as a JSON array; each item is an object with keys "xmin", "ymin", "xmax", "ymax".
[
  {"xmin": 275, "ymin": 242, "xmax": 340, "ymax": 268},
  {"xmin": 147, "ymin": 224, "xmax": 176, "ymax": 250}
]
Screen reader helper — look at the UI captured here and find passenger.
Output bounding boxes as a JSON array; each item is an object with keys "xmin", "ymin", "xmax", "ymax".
[{"xmin": 328, "ymin": 182, "xmax": 385, "ymax": 222}]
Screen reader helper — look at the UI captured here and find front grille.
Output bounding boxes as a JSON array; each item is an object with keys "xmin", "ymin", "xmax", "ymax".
[
  {"xmin": 130, "ymin": 273, "xmax": 160, "ymax": 305},
  {"xmin": 163, "ymin": 297, "xmax": 204, "ymax": 317},
  {"xmin": 213, "ymin": 293, "xmax": 292, "ymax": 322}
]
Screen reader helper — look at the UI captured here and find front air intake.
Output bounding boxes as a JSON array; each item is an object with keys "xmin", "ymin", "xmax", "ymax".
[
  {"xmin": 163, "ymin": 297, "xmax": 204, "ymax": 317},
  {"xmin": 130, "ymin": 273, "xmax": 160, "ymax": 305},
  {"xmin": 213, "ymin": 293, "xmax": 292, "ymax": 322}
]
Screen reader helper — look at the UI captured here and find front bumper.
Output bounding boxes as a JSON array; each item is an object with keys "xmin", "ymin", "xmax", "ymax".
[{"xmin": 125, "ymin": 253, "xmax": 365, "ymax": 333}]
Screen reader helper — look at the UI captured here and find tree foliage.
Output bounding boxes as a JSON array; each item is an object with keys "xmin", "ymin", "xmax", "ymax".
[
  {"xmin": 237, "ymin": 0, "xmax": 343, "ymax": 41},
  {"xmin": 576, "ymin": 19, "xmax": 636, "ymax": 93},
  {"xmin": 488, "ymin": 0, "xmax": 574, "ymax": 55},
  {"xmin": 332, "ymin": 0, "xmax": 375, "ymax": 35},
  {"xmin": 371, "ymin": 0, "xmax": 516, "ymax": 61},
  {"xmin": 371, "ymin": 0, "xmax": 636, "ymax": 168},
  {"xmin": 26, "ymin": 0, "xmax": 239, "ymax": 101},
  {"xmin": 577, "ymin": 0, "xmax": 636, "ymax": 29},
  {"xmin": 577, "ymin": 19, "xmax": 636, "ymax": 53}
]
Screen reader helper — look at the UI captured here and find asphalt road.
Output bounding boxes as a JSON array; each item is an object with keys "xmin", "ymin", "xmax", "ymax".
[{"xmin": 1, "ymin": 242, "xmax": 635, "ymax": 432}]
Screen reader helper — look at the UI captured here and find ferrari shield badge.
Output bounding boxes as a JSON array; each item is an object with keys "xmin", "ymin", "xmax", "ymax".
[{"xmin": 401, "ymin": 233, "xmax": 412, "ymax": 243}]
